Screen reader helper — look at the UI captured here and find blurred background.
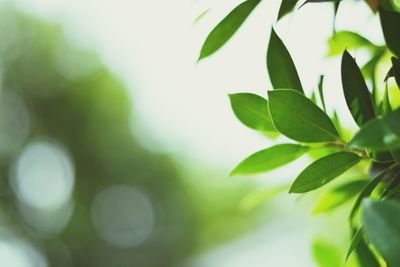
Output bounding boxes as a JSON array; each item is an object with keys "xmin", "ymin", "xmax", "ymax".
[{"xmin": 0, "ymin": 0, "xmax": 396, "ymax": 266}]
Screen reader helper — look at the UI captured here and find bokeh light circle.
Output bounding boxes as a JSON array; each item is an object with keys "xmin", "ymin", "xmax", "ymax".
[
  {"xmin": 91, "ymin": 185, "xmax": 155, "ymax": 247},
  {"xmin": 11, "ymin": 139, "xmax": 75, "ymax": 210}
]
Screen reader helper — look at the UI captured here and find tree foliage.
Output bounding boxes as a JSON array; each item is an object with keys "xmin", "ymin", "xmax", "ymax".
[{"xmin": 199, "ymin": 0, "xmax": 400, "ymax": 265}]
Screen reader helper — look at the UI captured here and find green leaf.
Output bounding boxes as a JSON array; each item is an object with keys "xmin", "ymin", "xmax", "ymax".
[
  {"xmin": 277, "ymin": 0, "xmax": 299, "ymax": 20},
  {"xmin": 380, "ymin": 7, "xmax": 400, "ymax": 57},
  {"xmin": 346, "ymin": 228, "xmax": 381, "ymax": 267},
  {"xmin": 341, "ymin": 50, "xmax": 375, "ymax": 126},
  {"xmin": 327, "ymin": 31, "xmax": 376, "ymax": 56},
  {"xmin": 318, "ymin": 75, "xmax": 326, "ymax": 112},
  {"xmin": 312, "ymin": 238, "xmax": 342, "ymax": 267},
  {"xmin": 194, "ymin": 9, "xmax": 210, "ymax": 24},
  {"xmin": 362, "ymin": 199, "xmax": 400, "ymax": 266},
  {"xmin": 268, "ymin": 89, "xmax": 338, "ymax": 142},
  {"xmin": 198, "ymin": 0, "xmax": 261, "ymax": 60},
  {"xmin": 349, "ymin": 168, "xmax": 390, "ymax": 220},
  {"xmin": 312, "ymin": 180, "xmax": 367, "ymax": 215},
  {"xmin": 382, "ymin": 85, "xmax": 392, "ymax": 115},
  {"xmin": 290, "ymin": 152, "xmax": 361, "ymax": 193},
  {"xmin": 267, "ymin": 29, "xmax": 304, "ymax": 93},
  {"xmin": 299, "ymin": 0, "xmax": 337, "ymax": 9},
  {"xmin": 349, "ymin": 108, "xmax": 400, "ymax": 150},
  {"xmin": 229, "ymin": 93, "xmax": 277, "ymax": 133},
  {"xmin": 230, "ymin": 144, "xmax": 309, "ymax": 175}
]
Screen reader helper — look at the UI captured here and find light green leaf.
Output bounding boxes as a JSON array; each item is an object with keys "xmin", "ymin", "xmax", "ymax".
[
  {"xmin": 199, "ymin": 0, "xmax": 261, "ymax": 60},
  {"xmin": 362, "ymin": 199, "xmax": 400, "ymax": 266},
  {"xmin": 239, "ymin": 184, "xmax": 288, "ymax": 211},
  {"xmin": 382, "ymin": 85, "xmax": 392, "ymax": 115},
  {"xmin": 277, "ymin": 0, "xmax": 299, "ymax": 20},
  {"xmin": 290, "ymin": 152, "xmax": 361, "ymax": 193},
  {"xmin": 327, "ymin": 31, "xmax": 376, "ymax": 56},
  {"xmin": 268, "ymin": 89, "xmax": 338, "ymax": 142},
  {"xmin": 312, "ymin": 238, "xmax": 342, "ymax": 267},
  {"xmin": 229, "ymin": 93, "xmax": 277, "ymax": 133},
  {"xmin": 267, "ymin": 29, "xmax": 304, "ymax": 93},
  {"xmin": 341, "ymin": 50, "xmax": 375, "ymax": 126},
  {"xmin": 231, "ymin": 144, "xmax": 309, "ymax": 175},
  {"xmin": 349, "ymin": 108, "xmax": 400, "ymax": 150},
  {"xmin": 349, "ymin": 168, "xmax": 390, "ymax": 220},
  {"xmin": 194, "ymin": 9, "xmax": 210, "ymax": 24},
  {"xmin": 380, "ymin": 7, "xmax": 400, "ymax": 57},
  {"xmin": 312, "ymin": 180, "xmax": 367, "ymax": 215}
]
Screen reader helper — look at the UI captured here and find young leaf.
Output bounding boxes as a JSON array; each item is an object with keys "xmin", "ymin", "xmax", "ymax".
[
  {"xmin": 341, "ymin": 50, "xmax": 375, "ymax": 126},
  {"xmin": 318, "ymin": 75, "xmax": 326, "ymax": 112},
  {"xmin": 230, "ymin": 144, "xmax": 309, "ymax": 175},
  {"xmin": 349, "ymin": 168, "xmax": 390, "ymax": 220},
  {"xmin": 362, "ymin": 199, "xmax": 400, "ymax": 266},
  {"xmin": 267, "ymin": 29, "xmax": 304, "ymax": 93},
  {"xmin": 277, "ymin": 0, "xmax": 299, "ymax": 20},
  {"xmin": 229, "ymin": 93, "xmax": 277, "ymax": 133},
  {"xmin": 349, "ymin": 108, "xmax": 400, "ymax": 150},
  {"xmin": 290, "ymin": 152, "xmax": 361, "ymax": 193},
  {"xmin": 379, "ymin": 7, "xmax": 400, "ymax": 57},
  {"xmin": 198, "ymin": 0, "xmax": 261, "ymax": 60},
  {"xmin": 312, "ymin": 238, "xmax": 342, "ymax": 267},
  {"xmin": 312, "ymin": 180, "xmax": 367, "ymax": 215},
  {"xmin": 327, "ymin": 31, "xmax": 376, "ymax": 56},
  {"xmin": 268, "ymin": 89, "xmax": 339, "ymax": 142}
]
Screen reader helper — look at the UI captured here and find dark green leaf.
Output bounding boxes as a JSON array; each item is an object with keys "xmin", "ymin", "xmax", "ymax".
[
  {"xmin": 362, "ymin": 199, "xmax": 400, "ymax": 266},
  {"xmin": 349, "ymin": 168, "xmax": 390, "ymax": 220},
  {"xmin": 230, "ymin": 144, "xmax": 309, "ymax": 175},
  {"xmin": 277, "ymin": 0, "xmax": 299, "ymax": 20},
  {"xmin": 268, "ymin": 89, "xmax": 338, "ymax": 142},
  {"xmin": 327, "ymin": 31, "xmax": 376, "ymax": 56},
  {"xmin": 290, "ymin": 152, "xmax": 361, "ymax": 193},
  {"xmin": 229, "ymin": 93, "xmax": 277, "ymax": 133},
  {"xmin": 380, "ymin": 6, "xmax": 400, "ymax": 57},
  {"xmin": 267, "ymin": 29, "xmax": 304, "ymax": 93},
  {"xmin": 199, "ymin": 0, "xmax": 261, "ymax": 60},
  {"xmin": 349, "ymin": 108, "xmax": 400, "ymax": 150},
  {"xmin": 341, "ymin": 50, "xmax": 375, "ymax": 126},
  {"xmin": 318, "ymin": 75, "xmax": 326, "ymax": 112},
  {"xmin": 312, "ymin": 238, "xmax": 342, "ymax": 267},
  {"xmin": 346, "ymin": 228, "xmax": 381, "ymax": 267},
  {"xmin": 312, "ymin": 180, "xmax": 367, "ymax": 215},
  {"xmin": 299, "ymin": 0, "xmax": 337, "ymax": 9}
]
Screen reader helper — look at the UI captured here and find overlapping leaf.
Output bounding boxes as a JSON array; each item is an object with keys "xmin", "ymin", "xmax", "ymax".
[
  {"xmin": 290, "ymin": 152, "xmax": 361, "ymax": 193},
  {"xmin": 268, "ymin": 89, "xmax": 338, "ymax": 142},
  {"xmin": 267, "ymin": 29, "xmax": 304, "ymax": 93}
]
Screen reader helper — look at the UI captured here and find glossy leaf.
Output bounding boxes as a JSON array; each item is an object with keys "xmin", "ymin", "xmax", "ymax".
[
  {"xmin": 327, "ymin": 31, "xmax": 376, "ymax": 56},
  {"xmin": 267, "ymin": 29, "xmax": 304, "ymax": 93},
  {"xmin": 312, "ymin": 238, "xmax": 342, "ymax": 267},
  {"xmin": 349, "ymin": 168, "xmax": 389, "ymax": 220},
  {"xmin": 349, "ymin": 108, "xmax": 400, "ymax": 150},
  {"xmin": 277, "ymin": 0, "xmax": 299, "ymax": 20},
  {"xmin": 290, "ymin": 152, "xmax": 361, "ymax": 193},
  {"xmin": 199, "ymin": 0, "xmax": 261, "ymax": 60},
  {"xmin": 229, "ymin": 93, "xmax": 276, "ymax": 133},
  {"xmin": 268, "ymin": 89, "xmax": 338, "ymax": 142},
  {"xmin": 341, "ymin": 50, "xmax": 375, "ymax": 126},
  {"xmin": 362, "ymin": 199, "xmax": 400, "ymax": 266},
  {"xmin": 312, "ymin": 180, "xmax": 367, "ymax": 215},
  {"xmin": 380, "ymin": 7, "xmax": 400, "ymax": 57},
  {"xmin": 231, "ymin": 144, "xmax": 309, "ymax": 175}
]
